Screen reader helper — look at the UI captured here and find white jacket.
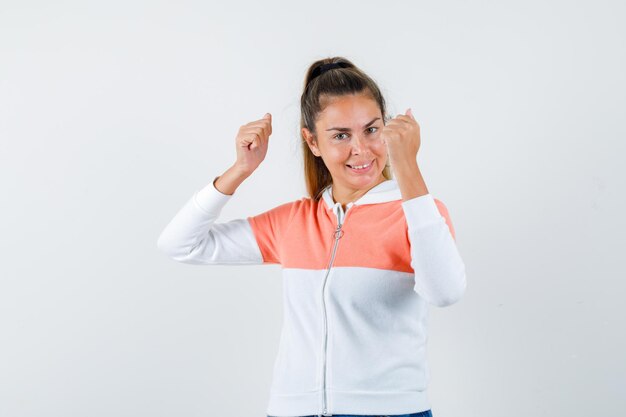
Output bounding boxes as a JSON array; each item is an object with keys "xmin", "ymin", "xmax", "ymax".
[{"xmin": 157, "ymin": 176, "xmax": 467, "ymax": 416}]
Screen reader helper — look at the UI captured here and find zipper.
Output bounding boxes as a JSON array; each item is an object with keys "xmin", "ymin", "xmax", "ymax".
[{"xmin": 320, "ymin": 202, "xmax": 353, "ymax": 416}]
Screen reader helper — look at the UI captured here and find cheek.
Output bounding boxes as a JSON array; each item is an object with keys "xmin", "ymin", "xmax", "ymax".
[
  {"xmin": 327, "ymin": 148, "xmax": 348, "ymax": 163},
  {"xmin": 372, "ymin": 141, "xmax": 387, "ymax": 155}
]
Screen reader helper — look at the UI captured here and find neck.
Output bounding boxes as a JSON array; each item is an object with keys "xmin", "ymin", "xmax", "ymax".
[{"xmin": 331, "ymin": 175, "xmax": 387, "ymax": 208}]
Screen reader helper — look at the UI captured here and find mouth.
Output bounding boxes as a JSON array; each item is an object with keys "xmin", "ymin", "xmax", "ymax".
[{"xmin": 346, "ymin": 159, "xmax": 375, "ymax": 173}]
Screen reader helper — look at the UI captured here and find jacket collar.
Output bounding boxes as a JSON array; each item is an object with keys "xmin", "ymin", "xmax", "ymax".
[{"xmin": 321, "ymin": 179, "xmax": 402, "ymax": 211}]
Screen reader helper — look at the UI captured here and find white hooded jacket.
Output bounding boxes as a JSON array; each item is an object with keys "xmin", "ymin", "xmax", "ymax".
[{"xmin": 157, "ymin": 176, "xmax": 467, "ymax": 416}]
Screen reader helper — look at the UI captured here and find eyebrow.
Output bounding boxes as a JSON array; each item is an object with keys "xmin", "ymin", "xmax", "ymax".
[{"xmin": 325, "ymin": 117, "xmax": 380, "ymax": 132}]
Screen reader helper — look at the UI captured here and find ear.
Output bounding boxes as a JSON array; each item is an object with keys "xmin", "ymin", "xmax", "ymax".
[{"xmin": 302, "ymin": 127, "xmax": 321, "ymax": 157}]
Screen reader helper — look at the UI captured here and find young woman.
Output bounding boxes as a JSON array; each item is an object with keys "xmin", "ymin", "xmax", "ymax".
[{"xmin": 157, "ymin": 57, "xmax": 467, "ymax": 417}]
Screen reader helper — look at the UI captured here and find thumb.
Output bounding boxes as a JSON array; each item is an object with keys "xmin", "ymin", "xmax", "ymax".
[
  {"xmin": 264, "ymin": 112, "xmax": 271, "ymax": 119},
  {"xmin": 250, "ymin": 137, "xmax": 258, "ymax": 150},
  {"xmin": 406, "ymin": 108, "xmax": 414, "ymax": 119}
]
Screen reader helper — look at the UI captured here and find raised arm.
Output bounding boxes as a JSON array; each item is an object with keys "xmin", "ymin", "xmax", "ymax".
[
  {"xmin": 385, "ymin": 112, "xmax": 466, "ymax": 308},
  {"xmin": 157, "ymin": 167, "xmax": 265, "ymax": 265},
  {"xmin": 157, "ymin": 113, "xmax": 274, "ymax": 265}
]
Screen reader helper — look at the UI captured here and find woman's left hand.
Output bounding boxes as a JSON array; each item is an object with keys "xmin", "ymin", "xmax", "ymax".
[{"xmin": 380, "ymin": 108, "xmax": 421, "ymax": 170}]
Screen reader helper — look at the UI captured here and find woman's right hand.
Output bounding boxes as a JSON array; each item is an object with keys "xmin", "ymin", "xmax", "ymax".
[{"xmin": 233, "ymin": 113, "xmax": 272, "ymax": 176}]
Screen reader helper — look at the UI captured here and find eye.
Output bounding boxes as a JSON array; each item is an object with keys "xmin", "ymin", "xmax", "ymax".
[
  {"xmin": 333, "ymin": 132, "xmax": 349, "ymax": 140},
  {"xmin": 367, "ymin": 127, "xmax": 378, "ymax": 134}
]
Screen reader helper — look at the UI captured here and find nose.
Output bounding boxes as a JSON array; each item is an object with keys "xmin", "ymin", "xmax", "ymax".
[{"xmin": 350, "ymin": 133, "xmax": 367, "ymax": 154}]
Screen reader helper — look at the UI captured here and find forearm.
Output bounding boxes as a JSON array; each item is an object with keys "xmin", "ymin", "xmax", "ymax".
[
  {"xmin": 214, "ymin": 165, "xmax": 250, "ymax": 195},
  {"xmin": 394, "ymin": 160, "xmax": 429, "ymax": 201}
]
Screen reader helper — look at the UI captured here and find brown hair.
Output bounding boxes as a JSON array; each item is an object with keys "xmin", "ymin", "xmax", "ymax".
[{"xmin": 300, "ymin": 56, "xmax": 393, "ymax": 201}]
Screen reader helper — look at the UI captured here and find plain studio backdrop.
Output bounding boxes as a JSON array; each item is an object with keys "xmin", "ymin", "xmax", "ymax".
[{"xmin": 1, "ymin": 1, "xmax": 624, "ymax": 416}]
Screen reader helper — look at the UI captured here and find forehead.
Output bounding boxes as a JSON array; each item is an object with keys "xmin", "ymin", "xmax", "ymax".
[{"xmin": 317, "ymin": 93, "xmax": 380, "ymax": 125}]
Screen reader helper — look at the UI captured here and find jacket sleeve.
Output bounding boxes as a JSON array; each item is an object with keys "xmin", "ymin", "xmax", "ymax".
[
  {"xmin": 401, "ymin": 194, "xmax": 467, "ymax": 307},
  {"xmin": 246, "ymin": 199, "xmax": 296, "ymax": 265},
  {"xmin": 156, "ymin": 176, "xmax": 264, "ymax": 265}
]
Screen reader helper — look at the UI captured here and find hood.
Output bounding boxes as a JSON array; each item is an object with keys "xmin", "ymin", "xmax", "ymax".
[{"xmin": 321, "ymin": 179, "xmax": 403, "ymax": 211}]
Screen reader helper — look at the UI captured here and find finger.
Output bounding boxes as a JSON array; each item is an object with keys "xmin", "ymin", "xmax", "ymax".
[
  {"xmin": 240, "ymin": 135, "xmax": 253, "ymax": 148},
  {"xmin": 242, "ymin": 125, "xmax": 268, "ymax": 146},
  {"xmin": 253, "ymin": 126, "xmax": 269, "ymax": 146},
  {"xmin": 253, "ymin": 133, "xmax": 263, "ymax": 148},
  {"xmin": 249, "ymin": 136, "xmax": 259, "ymax": 150},
  {"xmin": 262, "ymin": 113, "xmax": 272, "ymax": 135},
  {"xmin": 392, "ymin": 114, "xmax": 415, "ymax": 126},
  {"xmin": 388, "ymin": 113, "xmax": 411, "ymax": 123},
  {"xmin": 249, "ymin": 119, "xmax": 272, "ymax": 138},
  {"xmin": 246, "ymin": 115, "xmax": 270, "ymax": 128},
  {"xmin": 241, "ymin": 132, "xmax": 260, "ymax": 149},
  {"xmin": 263, "ymin": 121, "xmax": 272, "ymax": 139}
]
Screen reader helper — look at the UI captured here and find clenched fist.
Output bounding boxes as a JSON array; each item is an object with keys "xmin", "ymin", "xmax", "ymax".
[
  {"xmin": 233, "ymin": 113, "xmax": 272, "ymax": 176},
  {"xmin": 380, "ymin": 108, "xmax": 421, "ymax": 172}
]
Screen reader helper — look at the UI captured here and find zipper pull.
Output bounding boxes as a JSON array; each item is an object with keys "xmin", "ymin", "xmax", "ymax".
[{"xmin": 334, "ymin": 223, "xmax": 344, "ymax": 239}]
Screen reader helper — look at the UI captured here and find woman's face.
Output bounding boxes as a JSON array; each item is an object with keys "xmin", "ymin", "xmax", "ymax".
[{"xmin": 302, "ymin": 93, "xmax": 388, "ymax": 198}]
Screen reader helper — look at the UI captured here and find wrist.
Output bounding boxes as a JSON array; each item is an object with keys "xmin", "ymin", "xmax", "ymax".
[
  {"xmin": 213, "ymin": 166, "xmax": 250, "ymax": 195},
  {"xmin": 228, "ymin": 164, "xmax": 252, "ymax": 180},
  {"xmin": 392, "ymin": 159, "xmax": 419, "ymax": 176},
  {"xmin": 394, "ymin": 162, "xmax": 429, "ymax": 201}
]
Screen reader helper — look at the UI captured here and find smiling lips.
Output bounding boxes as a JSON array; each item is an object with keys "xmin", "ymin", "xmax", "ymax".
[{"xmin": 346, "ymin": 159, "xmax": 374, "ymax": 172}]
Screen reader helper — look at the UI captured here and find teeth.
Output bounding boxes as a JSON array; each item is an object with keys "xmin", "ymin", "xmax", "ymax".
[{"xmin": 350, "ymin": 161, "xmax": 371, "ymax": 170}]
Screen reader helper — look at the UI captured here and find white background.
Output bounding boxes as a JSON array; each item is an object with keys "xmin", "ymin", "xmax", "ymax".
[{"xmin": 1, "ymin": 1, "xmax": 624, "ymax": 416}]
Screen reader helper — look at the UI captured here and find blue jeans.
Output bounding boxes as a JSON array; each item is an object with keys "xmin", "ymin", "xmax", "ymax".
[{"xmin": 268, "ymin": 410, "xmax": 433, "ymax": 417}]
